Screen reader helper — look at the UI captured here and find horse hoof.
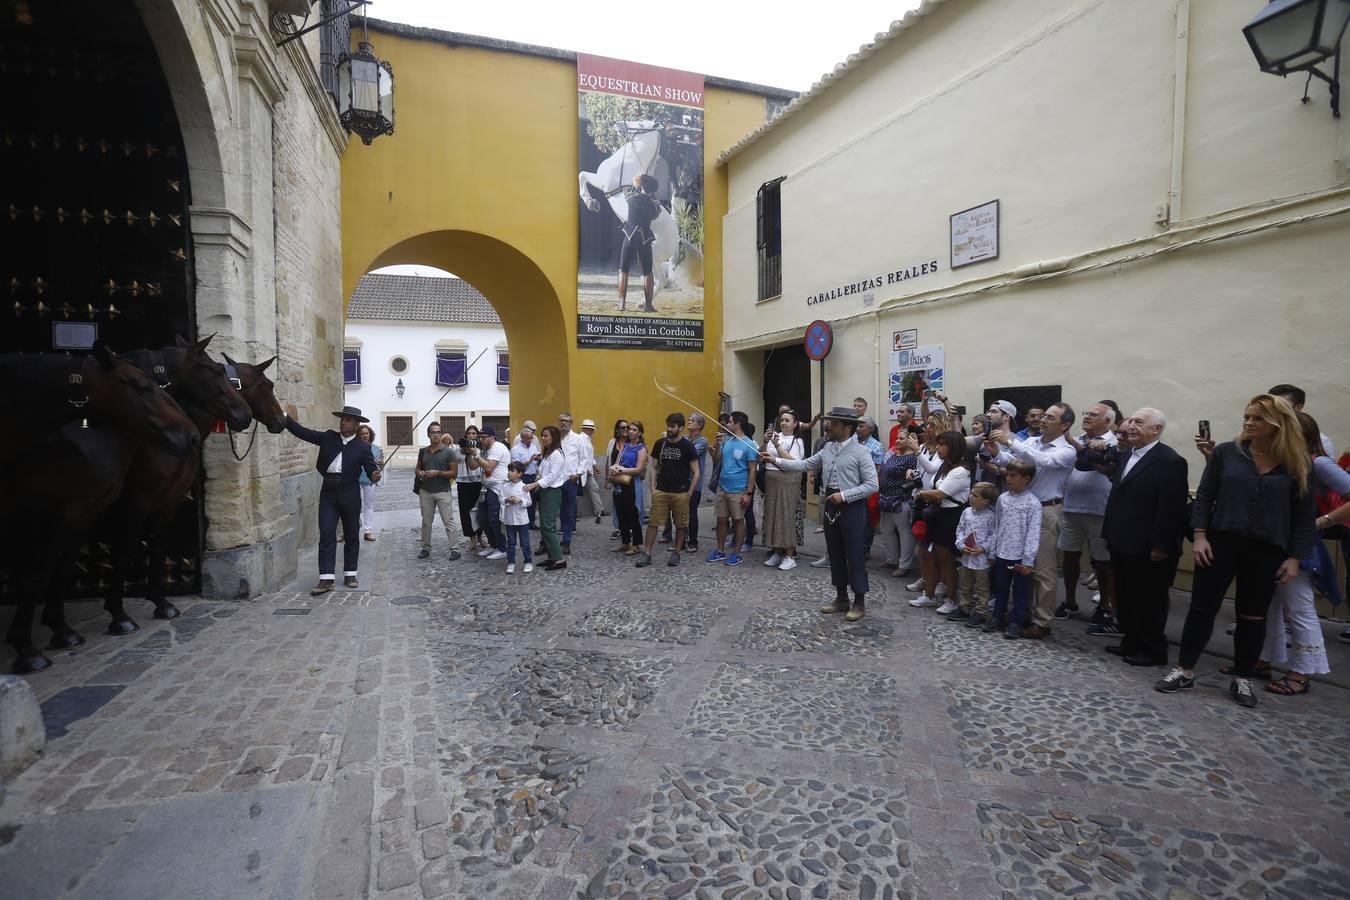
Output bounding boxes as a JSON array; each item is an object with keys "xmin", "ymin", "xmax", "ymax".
[
  {"xmin": 13, "ymin": 654, "xmax": 52, "ymax": 674},
  {"xmin": 153, "ymin": 605, "xmax": 180, "ymax": 621},
  {"xmin": 107, "ymin": 618, "xmax": 139, "ymax": 636},
  {"xmin": 49, "ymin": 631, "xmax": 85, "ymax": 650}
]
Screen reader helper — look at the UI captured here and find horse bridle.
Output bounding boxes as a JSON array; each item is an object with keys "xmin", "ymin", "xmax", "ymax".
[{"xmin": 220, "ymin": 361, "xmax": 261, "ymax": 460}]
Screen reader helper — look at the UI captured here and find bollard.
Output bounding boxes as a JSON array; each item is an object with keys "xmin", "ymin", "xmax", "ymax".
[{"xmin": 0, "ymin": 675, "xmax": 45, "ymax": 776}]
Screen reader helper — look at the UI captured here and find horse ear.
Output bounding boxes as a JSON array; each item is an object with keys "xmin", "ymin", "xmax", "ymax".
[
  {"xmin": 92, "ymin": 342, "xmax": 118, "ymax": 369},
  {"xmin": 222, "ymin": 352, "xmax": 237, "ymax": 365},
  {"xmin": 175, "ymin": 335, "xmax": 190, "ymax": 348},
  {"xmin": 257, "ymin": 356, "xmax": 276, "ymax": 373},
  {"xmin": 194, "ymin": 333, "xmax": 215, "ymax": 352}
]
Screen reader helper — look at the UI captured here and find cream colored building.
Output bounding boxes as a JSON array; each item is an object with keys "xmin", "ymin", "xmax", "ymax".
[{"xmin": 721, "ymin": 0, "xmax": 1350, "ymax": 473}]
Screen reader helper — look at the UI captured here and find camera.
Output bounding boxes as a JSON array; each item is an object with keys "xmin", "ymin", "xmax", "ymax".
[
  {"xmin": 1082, "ymin": 441, "xmax": 1115, "ymax": 467},
  {"xmin": 459, "ymin": 436, "xmax": 479, "ymax": 452}
]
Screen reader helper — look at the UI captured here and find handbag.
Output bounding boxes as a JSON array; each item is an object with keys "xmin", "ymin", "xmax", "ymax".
[
  {"xmin": 612, "ymin": 472, "xmax": 634, "ymax": 486},
  {"xmin": 412, "ymin": 449, "xmax": 423, "ymax": 495}
]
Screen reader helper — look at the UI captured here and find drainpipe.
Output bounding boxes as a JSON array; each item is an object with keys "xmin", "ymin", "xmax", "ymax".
[{"xmin": 1167, "ymin": 0, "xmax": 1190, "ymax": 225}]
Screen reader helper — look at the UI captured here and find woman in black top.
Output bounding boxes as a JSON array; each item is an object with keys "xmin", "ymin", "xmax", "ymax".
[{"xmin": 1156, "ymin": 394, "xmax": 1315, "ymax": 709}]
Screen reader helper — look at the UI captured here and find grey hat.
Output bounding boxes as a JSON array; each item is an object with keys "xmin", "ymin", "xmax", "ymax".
[
  {"xmin": 332, "ymin": 405, "xmax": 369, "ymax": 423},
  {"xmin": 991, "ymin": 400, "xmax": 1017, "ymax": 419},
  {"xmin": 821, "ymin": 406, "xmax": 863, "ymax": 425}
]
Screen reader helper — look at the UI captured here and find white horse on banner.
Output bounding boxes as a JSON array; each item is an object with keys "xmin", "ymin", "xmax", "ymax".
[{"xmin": 578, "ymin": 123, "xmax": 703, "ymax": 298}]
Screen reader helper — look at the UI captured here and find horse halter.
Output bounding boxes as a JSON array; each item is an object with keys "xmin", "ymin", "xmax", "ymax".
[
  {"xmin": 147, "ymin": 350, "xmax": 172, "ymax": 389},
  {"xmin": 223, "ymin": 362, "xmax": 243, "ymax": 392}
]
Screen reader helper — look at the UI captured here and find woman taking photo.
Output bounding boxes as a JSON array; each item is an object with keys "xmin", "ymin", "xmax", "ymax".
[
  {"xmin": 456, "ymin": 425, "xmax": 487, "ymax": 551},
  {"xmin": 761, "ymin": 409, "xmax": 805, "ymax": 570},
  {"xmin": 357, "ymin": 424, "xmax": 383, "ymax": 541},
  {"xmin": 908, "ymin": 409, "xmax": 953, "ymax": 608},
  {"xmin": 878, "ymin": 429, "xmax": 921, "ymax": 578},
  {"xmin": 605, "ymin": 419, "xmax": 629, "ymax": 538},
  {"xmin": 1157, "ymin": 394, "xmax": 1316, "ymax": 709},
  {"xmin": 529, "ymin": 425, "xmax": 570, "ymax": 571},
  {"xmin": 610, "ymin": 420, "xmax": 648, "ymax": 554},
  {"xmin": 914, "ymin": 430, "xmax": 971, "ymax": 613}
]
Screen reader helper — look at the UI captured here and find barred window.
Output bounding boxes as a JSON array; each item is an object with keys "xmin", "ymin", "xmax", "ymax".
[
  {"xmin": 756, "ymin": 177, "xmax": 784, "ymax": 301},
  {"xmin": 385, "ymin": 415, "xmax": 413, "ymax": 447}
]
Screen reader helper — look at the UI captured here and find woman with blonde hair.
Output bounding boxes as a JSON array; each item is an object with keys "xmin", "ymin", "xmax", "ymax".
[
  {"xmin": 761, "ymin": 409, "xmax": 805, "ymax": 569},
  {"xmin": 1156, "ymin": 394, "xmax": 1316, "ymax": 709},
  {"xmin": 907, "ymin": 409, "xmax": 953, "ymax": 608}
]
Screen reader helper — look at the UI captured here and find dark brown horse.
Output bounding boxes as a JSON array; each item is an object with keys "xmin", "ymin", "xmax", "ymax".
[
  {"xmin": 1, "ymin": 360, "xmax": 199, "ymax": 672},
  {"xmin": 97, "ymin": 336, "xmax": 254, "ymax": 632},
  {"xmin": 222, "ymin": 353, "xmax": 287, "ymax": 434}
]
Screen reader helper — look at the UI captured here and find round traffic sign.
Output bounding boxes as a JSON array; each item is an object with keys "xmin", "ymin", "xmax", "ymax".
[{"xmin": 804, "ymin": 320, "xmax": 833, "ymax": 361}]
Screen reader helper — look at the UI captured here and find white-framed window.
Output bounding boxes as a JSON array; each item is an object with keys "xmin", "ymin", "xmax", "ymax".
[
  {"xmin": 343, "ymin": 345, "xmax": 361, "ymax": 385},
  {"xmin": 435, "ymin": 348, "xmax": 467, "ymax": 387}
]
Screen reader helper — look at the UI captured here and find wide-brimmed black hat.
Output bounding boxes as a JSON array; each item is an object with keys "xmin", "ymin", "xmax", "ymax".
[
  {"xmin": 821, "ymin": 406, "xmax": 863, "ymax": 425},
  {"xmin": 332, "ymin": 405, "xmax": 369, "ymax": 423}
]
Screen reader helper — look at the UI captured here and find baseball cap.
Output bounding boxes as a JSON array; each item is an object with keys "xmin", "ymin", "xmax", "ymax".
[
  {"xmin": 480, "ymin": 426, "xmax": 496, "ymax": 437},
  {"xmin": 991, "ymin": 400, "xmax": 1017, "ymax": 419}
]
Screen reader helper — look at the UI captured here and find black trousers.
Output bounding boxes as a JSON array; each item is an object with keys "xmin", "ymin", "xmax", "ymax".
[
  {"xmin": 824, "ymin": 498, "xmax": 869, "ymax": 598},
  {"xmin": 1112, "ymin": 551, "xmax": 1177, "ymax": 663},
  {"xmin": 615, "ymin": 483, "xmax": 642, "ymax": 546},
  {"xmin": 1179, "ymin": 531, "xmax": 1286, "ymax": 675},
  {"xmin": 318, "ymin": 479, "xmax": 361, "ymax": 578},
  {"xmin": 457, "ymin": 482, "xmax": 482, "ymax": 538}
]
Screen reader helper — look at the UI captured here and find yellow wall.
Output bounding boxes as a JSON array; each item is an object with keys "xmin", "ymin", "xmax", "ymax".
[{"xmin": 341, "ymin": 25, "xmax": 774, "ymax": 436}]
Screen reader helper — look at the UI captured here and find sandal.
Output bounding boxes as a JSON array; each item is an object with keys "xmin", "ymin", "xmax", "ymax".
[
  {"xmin": 612, "ymin": 545, "xmax": 631, "ymax": 553},
  {"xmin": 1220, "ymin": 663, "xmax": 1272, "ymax": 680},
  {"xmin": 1267, "ymin": 675, "xmax": 1311, "ymax": 696}
]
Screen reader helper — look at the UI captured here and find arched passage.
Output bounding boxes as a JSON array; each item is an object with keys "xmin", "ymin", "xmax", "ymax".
[{"xmin": 357, "ymin": 230, "xmax": 571, "ymax": 418}]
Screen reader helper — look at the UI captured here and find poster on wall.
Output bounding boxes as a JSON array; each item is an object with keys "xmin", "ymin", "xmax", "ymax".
[
  {"xmin": 888, "ymin": 344, "xmax": 944, "ymax": 420},
  {"xmin": 950, "ymin": 199, "xmax": 999, "ymax": 269},
  {"xmin": 576, "ymin": 54, "xmax": 705, "ymax": 351}
]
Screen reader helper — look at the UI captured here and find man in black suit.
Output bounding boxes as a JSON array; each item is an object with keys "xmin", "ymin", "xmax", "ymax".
[
  {"xmin": 1098, "ymin": 408, "xmax": 1189, "ymax": 666},
  {"xmin": 285, "ymin": 404, "xmax": 381, "ymax": 595}
]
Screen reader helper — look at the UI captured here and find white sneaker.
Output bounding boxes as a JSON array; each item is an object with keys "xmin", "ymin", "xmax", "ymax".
[
  {"xmin": 810, "ymin": 556, "xmax": 830, "ymax": 568},
  {"xmin": 765, "ymin": 553, "xmax": 783, "ymax": 567},
  {"xmin": 934, "ymin": 583, "xmax": 949, "ymax": 599},
  {"xmin": 906, "ymin": 577, "xmax": 926, "ymax": 592},
  {"xmin": 486, "ymin": 550, "xmax": 506, "ymax": 561},
  {"xmin": 506, "ymin": 563, "xmax": 516, "ymax": 574},
  {"xmin": 523, "ymin": 563, "xmax": 534, "ymax": 573},
  {"xmin": 936, "ymin": 599, "xmax": 960, "ymax": 615},
  {"xmin": 477, "ymin": 548, "xmax": 492, "ymax": 557},
  {"xmin": 909, "ymin": 593, "xmax": 939, "ymax": 608},
  {"xmin": 778, "ymin": 557, "xmax": 797, "ymax": 571}
]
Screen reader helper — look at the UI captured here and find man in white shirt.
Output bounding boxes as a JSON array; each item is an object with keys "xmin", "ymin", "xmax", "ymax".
[
  {"xmin": 558, "ymin": 412, "xmax": 591, "ymax": 554},
  {"xmin": 579, "ymin": 419, "xmax": 604, "ymax": 525},
  {"xmin": 988, "ymin": 402, "xmax": 1078, "ymax": 637},
  {"xmin": 1057, "ymin": 403, "xmax": 1119, "ymax": 628},
  {"xmin": 470, "ymin": 426, "xmax": 511, "ymax": 560},
  {"xmin": 510, "ymin": 421, "xmax": 542, "ymax": 530}
]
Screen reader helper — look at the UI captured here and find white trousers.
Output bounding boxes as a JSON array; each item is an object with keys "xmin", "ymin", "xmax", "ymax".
[
  {"xmin": 878, "ymin": 506, "xmax": 915, "ymax": 570},
  {"xmin": 360, "ymin": 483, "xmax": 376, "ymax": 535},
  {"xmin": 1262, "ymin": 571, "xmax": 1330, "ymax": 674}
]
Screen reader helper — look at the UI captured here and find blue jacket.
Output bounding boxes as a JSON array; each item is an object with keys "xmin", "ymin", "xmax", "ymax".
[{"xmin": 285, "ymin": 418, "xmax": 378, "ymax": 486}]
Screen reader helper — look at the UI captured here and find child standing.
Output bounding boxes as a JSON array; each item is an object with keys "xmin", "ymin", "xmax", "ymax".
[
  {"xmin": 983, "ymin": 460, "xmax": 1042, "ymax": 639},
  {"xmin": 949, "ymin": 482, "xmax": 999, "ymax": 627},
  {"xmin": 502, "ymin": 462, "xmax": 534, "ymax": 574}
]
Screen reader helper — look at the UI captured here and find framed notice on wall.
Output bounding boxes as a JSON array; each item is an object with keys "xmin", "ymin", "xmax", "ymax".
[{"xmin": 950, "ymin": 199, "xmax": 999, "ymax": 269}]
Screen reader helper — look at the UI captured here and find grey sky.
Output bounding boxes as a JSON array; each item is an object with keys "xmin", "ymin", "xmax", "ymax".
[{"xmin": 365, "ymin": 0, "xmax": 922, "ymax": 92}]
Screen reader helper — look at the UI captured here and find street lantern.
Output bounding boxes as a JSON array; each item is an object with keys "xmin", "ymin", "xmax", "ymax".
[
  {"xmin": 337, "ymin": 4, "xmax": 394, "ymax": 145},
  {"xmin": 1243, "ymin": 0, "xmax": 1350, "ymax": 117},
  {"xmin": 395, "ymin": 378, "xmax": 405, "ymax": 398}
]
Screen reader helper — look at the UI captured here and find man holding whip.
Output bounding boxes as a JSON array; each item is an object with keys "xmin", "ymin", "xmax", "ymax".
[{"xmin": 766, "ymin": 406, "xmax": 879, "ymax": 621}]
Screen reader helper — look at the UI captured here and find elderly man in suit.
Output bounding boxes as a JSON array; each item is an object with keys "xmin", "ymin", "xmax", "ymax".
[
  {"xmin": 1098, "ymin": 408, "xmax": 1189, "ymax": 666},
  {"xmin": 285, "ymin": 404, "xmax": 381, "ymax": 595}
]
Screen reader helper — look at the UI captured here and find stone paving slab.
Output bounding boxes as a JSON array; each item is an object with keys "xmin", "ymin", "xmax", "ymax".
[{"xmin": 2, "ymin": 500, "xmax": 1350, "ymax": 900}]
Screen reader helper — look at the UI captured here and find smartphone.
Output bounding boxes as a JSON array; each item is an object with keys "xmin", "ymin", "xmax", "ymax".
[
  {"xmin": 922, "ymin": 389, "xmax": 933, "ymax": 399},
  {"xmin": 1198, "ymin": 419, "xmax": 1211, "ymax": 441}
]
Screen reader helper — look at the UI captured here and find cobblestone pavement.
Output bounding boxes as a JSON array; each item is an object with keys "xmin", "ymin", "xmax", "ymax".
[{"xmin": 3, "ymin": 493, "xmax": 1350, "ymax": 899}]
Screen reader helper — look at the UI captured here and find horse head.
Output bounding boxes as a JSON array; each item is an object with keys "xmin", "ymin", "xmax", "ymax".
[
  {"xmin": 86, "ymin": 347, "xmax": 200, "ymax": 458},
  {"xmin": 157, "ymin": 335, "xmax": 253, "ymax": 433},
  {"xmin": 222, "ymin": 353, "xmax": 287, "ymax": 434}
]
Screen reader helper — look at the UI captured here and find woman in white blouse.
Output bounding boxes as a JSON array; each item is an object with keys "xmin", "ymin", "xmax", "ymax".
[
  {"xmin": 915, "ymin": 430, "xmax": 973, "ymax": 613},
  {"xmin": 528, "ymin": 425, "xmax": 570, "ymax": 570},
  {"xmin": 761, "ymin": 409, "xmax": 805, "ymax": 570}
]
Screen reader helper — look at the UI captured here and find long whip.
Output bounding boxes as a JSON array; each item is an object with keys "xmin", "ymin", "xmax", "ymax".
[
  {"xmin": 377, "ymin": 346, "xmax": 490, "ymax": 471},
  {"xmin": 650, "ymin": 371, "xmax": 744, "ymax": 443}
]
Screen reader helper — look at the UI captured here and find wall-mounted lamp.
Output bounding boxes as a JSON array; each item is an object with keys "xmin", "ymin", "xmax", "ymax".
[
  {"xmin": 395, "ymin": 378, "xmax": 405, "ymax": 398},
  {"xmin": 1244, "ymin": 0, "xmax": 1350, "ymax": 117}
]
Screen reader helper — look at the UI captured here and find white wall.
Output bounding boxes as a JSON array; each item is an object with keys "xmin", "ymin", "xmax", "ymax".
[
  {"xmin": 343, "ymin": 320, "xmax": 510, "ymax": 466},
  {"xmin": 722, "ymin": 0, "xmax": 1350, "ymax": 485}
]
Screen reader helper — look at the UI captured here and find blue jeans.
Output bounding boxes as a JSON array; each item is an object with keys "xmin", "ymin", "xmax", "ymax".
[
  {"xmin": 478, "ymin": 489, "xmax": 504, "ymax": 551},
  {"xmin": 506, "ymin": 523, "xmax": 532, "ymax": 564},
  {"xmin": 990, "ymin": 558, "xmax": 1031, "ymax": 627},
  {"xmin": 560, "ymin": 479, "xmax": 579, "ymax": 545}
]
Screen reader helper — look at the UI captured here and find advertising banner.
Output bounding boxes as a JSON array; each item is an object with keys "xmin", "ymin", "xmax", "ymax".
[
  {"xmin": 888, "ymin": 344, "xmax": 944, "ymax": 420},
  {"xmin": 576, "ymin": 54, "xmax": 705, "ymax": 351}
]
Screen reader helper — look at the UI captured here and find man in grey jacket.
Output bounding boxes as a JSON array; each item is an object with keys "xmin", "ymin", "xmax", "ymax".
[{"xmin": 767, "ymin": 406, "xmax": 879, "ymax": 621}]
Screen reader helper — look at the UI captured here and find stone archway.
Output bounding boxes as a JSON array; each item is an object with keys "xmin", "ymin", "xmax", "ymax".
[{"xmin": 356, "ymin": 230, "xmax": 573, "ymax": 419}]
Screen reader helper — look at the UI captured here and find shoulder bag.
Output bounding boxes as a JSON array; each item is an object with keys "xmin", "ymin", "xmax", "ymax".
[{"xmin": 412, "ymin": 448, "xmax": 424, "ymax": 495}]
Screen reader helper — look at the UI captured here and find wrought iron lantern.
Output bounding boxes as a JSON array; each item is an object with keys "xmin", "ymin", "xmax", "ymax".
[
  {"xmin": 1243, "ymin": 0, "xmax": 1350, "ymax": 117},
  {"xmin": 337, "ymin": 8, "xmax": 394, "ymax": 144},
  {"xmin": 395, "ymin": 378, "xmax": 405, "ymax": 398}
]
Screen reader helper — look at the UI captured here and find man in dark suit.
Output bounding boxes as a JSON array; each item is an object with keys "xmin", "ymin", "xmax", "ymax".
[
  {"xmin": 1098, "ymin": 408, "xmax": 1189, "ymax": 666},
  {"xmin": 285, "ymin": 404, "xmax": 381, "ymax": 595}
]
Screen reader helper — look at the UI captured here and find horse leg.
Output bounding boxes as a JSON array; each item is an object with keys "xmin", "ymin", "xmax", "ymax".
[
  {"xmin": 103, "ymin": 531, "xmax": 140, "ymax": 635},
  {"xmin": 42, "ymin": 550, "xmax": 85, "ymax": 650},
  {"xmin": 8, "ymin": 560, "xmax": 53, "ymax": 672},
  {"xmin": 578, "ymin": 172, "xmax": 602, "ymax": 212},
  {"xmin": 144, "ymin": 519, "xmax": 179, "ymax": 620}
]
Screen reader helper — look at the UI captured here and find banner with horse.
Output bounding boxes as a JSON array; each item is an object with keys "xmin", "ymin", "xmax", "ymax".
[{"xmin": 576, "ymin": 53, "xmax": 705, "ymax": 352}]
